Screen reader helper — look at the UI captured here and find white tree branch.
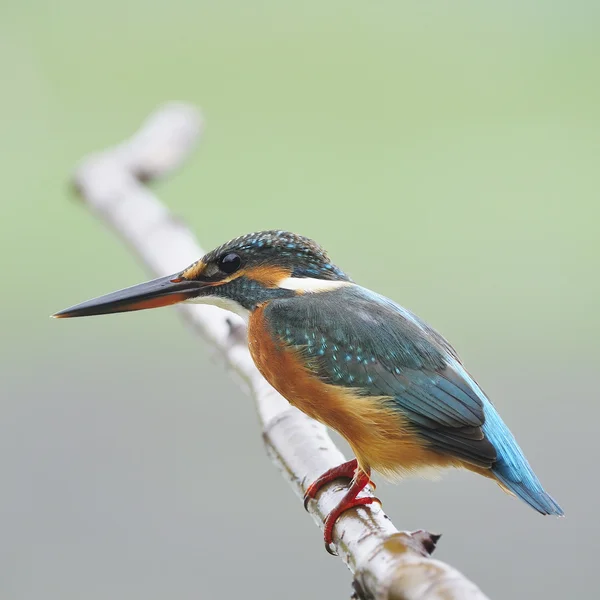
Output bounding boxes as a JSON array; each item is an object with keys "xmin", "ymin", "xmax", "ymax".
[{"xmin": 70, "ymin": 103, "xmax": 491, "ymax": 600}]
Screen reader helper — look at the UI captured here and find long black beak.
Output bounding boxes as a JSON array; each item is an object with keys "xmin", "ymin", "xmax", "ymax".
[{"xmin": 52, "ymin": 274, "xmax": 204, "ymax": 318}]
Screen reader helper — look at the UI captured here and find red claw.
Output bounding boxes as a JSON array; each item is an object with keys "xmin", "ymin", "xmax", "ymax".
[
  {"xmin": 323, "ymin": 495, "xmax": 379, "ymax": 554},
  {"xmin": 303, "ymin": 459, "xmax": 381, "ymax": 555},
  {"xmin": 303, "ymin": 459, "xmax": 359, "ymax": 510}
]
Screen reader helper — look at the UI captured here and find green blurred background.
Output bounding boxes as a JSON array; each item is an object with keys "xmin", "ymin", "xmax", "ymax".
[{"xmin": 1, "ymin": 1, "xmax": 598, "ymax": 598}]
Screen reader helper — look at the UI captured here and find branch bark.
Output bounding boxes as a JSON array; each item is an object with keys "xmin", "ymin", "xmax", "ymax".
[{"xmin": 70, "ymin": 103, "xmax": 491, "ymax": 600}]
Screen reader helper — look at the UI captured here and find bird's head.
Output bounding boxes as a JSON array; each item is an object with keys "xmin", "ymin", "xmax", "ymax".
[{"xmin": 53, "ymin": 230, "xmax": 351, "ymax": 321}]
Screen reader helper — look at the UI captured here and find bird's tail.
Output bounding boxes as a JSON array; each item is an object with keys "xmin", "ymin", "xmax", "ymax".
[{"xmin": 483, "ymin": 402, "xmax": 564, "ymax": 516}]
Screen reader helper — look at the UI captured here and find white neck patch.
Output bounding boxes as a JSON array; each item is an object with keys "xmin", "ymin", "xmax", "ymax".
[{"xmin": 278, "ymin": 277, "xmax": 350, "ymax": 293}]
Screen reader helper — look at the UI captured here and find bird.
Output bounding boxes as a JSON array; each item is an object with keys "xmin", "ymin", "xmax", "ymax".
[{"xmin": 53, "ymin": 230, "xmax": 564, "ymax": 552}]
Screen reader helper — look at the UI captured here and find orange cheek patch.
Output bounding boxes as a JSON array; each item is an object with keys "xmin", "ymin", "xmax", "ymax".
[
  {"xmin": 181, "ymin": 260, "xmax": 207, "ymax": 280},
  {"xmin": 245, "ymin": 265, "xmax": 292, "ymax": 288}
]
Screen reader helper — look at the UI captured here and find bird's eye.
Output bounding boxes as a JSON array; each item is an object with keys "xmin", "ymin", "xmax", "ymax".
[{"xmin": 218, "ymin": 252, "xmax": 242, "ymax": 274}]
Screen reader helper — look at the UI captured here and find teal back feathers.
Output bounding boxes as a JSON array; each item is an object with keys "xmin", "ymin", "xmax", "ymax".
[{"xmin": 265, "ymin": 284, "xmax": 564, "ymax": 516}]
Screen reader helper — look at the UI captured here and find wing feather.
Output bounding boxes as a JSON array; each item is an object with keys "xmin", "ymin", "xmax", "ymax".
[{"xmin": 264, "ymin": 285, "xmax": 497, "ymax": 467}]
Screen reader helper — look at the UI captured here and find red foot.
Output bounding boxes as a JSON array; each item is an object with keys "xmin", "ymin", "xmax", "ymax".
[
  {"xmin": 303, "ymin": 459, "xmax": 358, "ymax": 510},
  {"xmin": 323, "ymin": 494, "xmax": 381, "ymax": 556},
  {"xmin": 304, "ymin": 462, "xmax": 381, "ymax": 555}
]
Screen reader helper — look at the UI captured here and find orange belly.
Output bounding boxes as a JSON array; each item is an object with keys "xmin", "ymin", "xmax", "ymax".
[{"xmin": 248, "ymin": 304, "xmax": 463, "ymax": 479}]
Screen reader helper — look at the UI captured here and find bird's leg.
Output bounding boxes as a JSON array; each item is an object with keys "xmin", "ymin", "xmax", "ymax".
[
  {"xmin": 303, "ymin": 460, "xmax": 380, "ymax": 554},
  {"xmin": 303, "ymin": 458, "xmax": 359, "ymax": 509},
  {"xmin": 322, "ymin": 468, "xmax": 380, "ymax": 555}
]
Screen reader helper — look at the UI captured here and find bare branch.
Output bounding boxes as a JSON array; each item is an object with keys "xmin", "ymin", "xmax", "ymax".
[{"xmin": 71, "ymin": 103, "xmax": 491, "ymax": 600}]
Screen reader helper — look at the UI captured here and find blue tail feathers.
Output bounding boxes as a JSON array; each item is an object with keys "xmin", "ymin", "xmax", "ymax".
[
  {"xmin": 482, "ymin": 401, "xmax": 564, "ymax": 516},
  {"xmin": 449, "ymin": 360, "xmax": 564, "ymax": 516}
]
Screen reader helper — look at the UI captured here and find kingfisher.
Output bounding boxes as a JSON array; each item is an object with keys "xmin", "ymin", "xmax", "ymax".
[{"xmin": 53, "ymin": 230, "xmax": 563, "ymax": 552}]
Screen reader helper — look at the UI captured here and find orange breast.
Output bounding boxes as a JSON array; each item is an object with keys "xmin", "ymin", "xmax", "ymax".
[{"xmin": 248, "ymin": 304, "xmax": 462, "ymax": 479}]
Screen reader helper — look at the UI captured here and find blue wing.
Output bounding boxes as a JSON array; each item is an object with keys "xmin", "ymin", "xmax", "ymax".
[
  {"xmin": 264, "ymin": 284, "xmax": 563, "ymax": 516},
  {"xmin": 264, "ymin": 285, "xmax": 496, "ymax": 468}
]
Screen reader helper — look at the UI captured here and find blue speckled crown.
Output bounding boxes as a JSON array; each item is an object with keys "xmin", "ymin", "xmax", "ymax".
[{"xmin": 203, "ymin": 230, "xmax": 351, "ymax": 281}]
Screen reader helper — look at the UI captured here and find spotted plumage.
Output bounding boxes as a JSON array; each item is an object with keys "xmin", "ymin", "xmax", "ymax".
[
  {"xmin": 263, "ymin": 285, "xmax": 496, "ymax": 470},
  {"xmin": 183, "ymin": 230, "xmax": 350, "ymax": 283},
  {"xmin": 54, "ymin": 229, "xmax": 564, "ymax": 552}
]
